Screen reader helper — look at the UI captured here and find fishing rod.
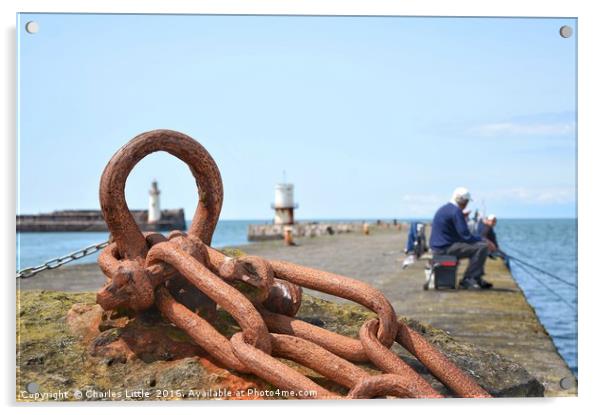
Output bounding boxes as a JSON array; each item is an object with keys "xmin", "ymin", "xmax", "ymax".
[
  {"xmin": 510, "ymin": 260, "xmax": 576, "ymax": 311},
  {"xmin": 500, "ymin": 249, "xmax": 577, "ymax": 289}
]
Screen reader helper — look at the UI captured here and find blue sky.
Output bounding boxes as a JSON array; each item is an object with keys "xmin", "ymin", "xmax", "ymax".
[{"xmin": 17, "ymin": 14, "xmax": 577, "ymax": 220}]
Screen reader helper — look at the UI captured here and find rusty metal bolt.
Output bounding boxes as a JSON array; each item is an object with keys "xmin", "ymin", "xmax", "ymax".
[
  {"xmin": 96, "ymin": 259, "xmax": 155, "ymax": 312},
  {"xmin": 218, "ymin": 256, "xmax": 275, "ymax": 303}
]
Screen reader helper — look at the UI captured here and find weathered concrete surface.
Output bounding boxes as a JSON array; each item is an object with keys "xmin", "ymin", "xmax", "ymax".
[
  {"xmin": 17, "ymin": 230, "xmax": 575, "ymax": 397},
  {"xmin": 18, "ymin": 263, "xmax": 108, "ymax": 292},
  {"xmin": 17, "ymin": 290, "xmax": 541, "ymax": 401}
]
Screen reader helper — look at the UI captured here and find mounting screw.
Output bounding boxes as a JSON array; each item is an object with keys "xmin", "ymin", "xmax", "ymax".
[
  {"xmin": 559, "ymin": 25, "xmax": 573, "ymax": 38},
  {"xmin": 25, "ymin": 21, "xmax": 39, "ymax": 34},
  {"xmin": 559, "ymin": 376, "xmax": 576, "ymax": 389},
  {"xmin": 26, "ymin": 382, "xmax": 39, "ymax": 393}
]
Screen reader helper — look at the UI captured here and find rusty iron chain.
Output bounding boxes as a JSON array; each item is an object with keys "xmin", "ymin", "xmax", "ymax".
[
  {"xmin": 94, "ymin": 129, "xmax": 492, "ymax": 399},
  {"xmin": 16, "ymin": 240, "xmax": 109, "ymax": 279}
]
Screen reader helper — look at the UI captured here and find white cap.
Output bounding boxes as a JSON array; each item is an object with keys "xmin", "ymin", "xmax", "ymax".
[
  {"xmin": 451, "ymin": 187, "xmax": 472, "ymax": 203},
  {"xmin": 487, "ymin": 214, "xmax": 497, "ymax": 221}
]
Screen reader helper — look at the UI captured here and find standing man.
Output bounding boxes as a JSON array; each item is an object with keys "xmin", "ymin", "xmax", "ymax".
[{"xmin": 429, "ymin": 187, "xmax": 496, "ymax": 289}]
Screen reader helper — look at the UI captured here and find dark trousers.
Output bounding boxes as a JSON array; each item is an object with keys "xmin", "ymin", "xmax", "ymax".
[{"xmin": 441, "ymin": 242, "xmax": 488, "ymax": 282}]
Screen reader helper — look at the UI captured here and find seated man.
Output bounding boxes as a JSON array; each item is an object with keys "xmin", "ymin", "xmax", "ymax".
[
  {"xmin": 429, "ymin": 187, "xmax": 496, "ymax": 289},
  {"xmin": 404, "ymin": 221, "xmax": 427, "ymax": 257}
]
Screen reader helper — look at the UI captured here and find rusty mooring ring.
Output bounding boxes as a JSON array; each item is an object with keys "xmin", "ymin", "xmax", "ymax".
[
  {"xmin": 99, "ymin": 129, "xmax": 223, "ymax": 260},
  {"xmin": 94, "ymin": 129, "xmax": 492, "ymax": 399}
]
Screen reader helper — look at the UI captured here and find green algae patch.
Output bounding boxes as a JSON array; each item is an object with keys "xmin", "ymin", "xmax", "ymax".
[
  {"xmin": 16, "ymin": 290, "xmax": 221, "ymax": 401},
  {"xmin": 220, "ymin": 248, "xmax": 246, "ymax": 258},
  {"xmin": 17, "ymin": 291, "xmax": 95, "ymax": 400},
  {"xmin": 296, "ymin": 294, "xmax": 376, "ymax": 338}
]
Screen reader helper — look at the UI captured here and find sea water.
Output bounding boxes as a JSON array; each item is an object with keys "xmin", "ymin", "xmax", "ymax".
[
  {"xmin": 16, "ymin": 218, "xmax": 578, "ymax": 375},
  {"xmin": 496, "ymin": 219, "xmax": 577, "ymax": 376},
  {"xmin": 16, "ymin": 220, "xmax": 263, "ymax": 271}
]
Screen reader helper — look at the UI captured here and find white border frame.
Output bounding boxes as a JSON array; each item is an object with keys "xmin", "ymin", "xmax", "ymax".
[{"xmin": 3, "ymin": 1, "xmax": 600, "ymax": 414}]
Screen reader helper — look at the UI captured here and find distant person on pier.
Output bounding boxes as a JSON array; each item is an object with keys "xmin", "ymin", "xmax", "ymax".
[
  {"xmin": 404, "ymin": 222, "xmax": 427, "ymax": 256},
  {"xmin": 477, "ymin": 214, "xmax": 509, "ymax": 268},
  {"xmin": 429, "ymin": 187, "xmax": 496, "ymax": 289},
  {"xmin": 477, "ymin": 214, "xmax": 499, "ymax": 251},
  {"xmin": 465, "ymin": 208, "xmax": 480, "ymax": 235},
  {"xmin": 462, "ymin": 208, "xmax": 471, "ymax": 220}
]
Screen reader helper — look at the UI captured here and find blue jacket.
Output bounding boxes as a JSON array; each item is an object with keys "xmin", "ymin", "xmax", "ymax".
[{"xmin": 429, "ymin": 202, "xmax": 481, "ymax": 251}]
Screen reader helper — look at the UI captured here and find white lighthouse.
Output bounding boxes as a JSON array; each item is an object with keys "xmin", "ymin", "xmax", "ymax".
[
  {"xmin": 148, "ymin": 180, "xmax": 161, "ymax": 223},
  {"xmin": 272, "ymin": 183, "xmax": 297, "ymax": 225}
]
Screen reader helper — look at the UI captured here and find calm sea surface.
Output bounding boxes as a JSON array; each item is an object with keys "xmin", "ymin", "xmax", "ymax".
[
  {"xmin": 16, "ymin": 218, "xmax": 577, "ymax": 375},
  {"xmin": 16, "ymin": 220, "xmax": 264, "ymax": 271},
  {"xmin": 496, "ymin": 219, "xmax": 577, "ymax": 376}
]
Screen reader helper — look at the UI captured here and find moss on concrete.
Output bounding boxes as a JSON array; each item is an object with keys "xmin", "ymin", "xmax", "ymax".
[{"xmin": 17, "ymin": 288, "xmax": 544, "ymax": 401}]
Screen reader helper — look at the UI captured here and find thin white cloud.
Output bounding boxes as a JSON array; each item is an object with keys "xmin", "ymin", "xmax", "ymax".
[
  {"xmin": 470, "ymin": 121, "xmax": 575, "ymax": 137},
  {"xmin": 481, "ymin": 187, "xmax": 575, "ymax": 204},
  {"xmin": 399, "ymin": 187, "xmax": 575, "ymax": 217}
]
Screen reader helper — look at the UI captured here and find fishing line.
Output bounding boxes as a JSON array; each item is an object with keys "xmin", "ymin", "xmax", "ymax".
[
  {"xmin": 501, "ymin": 247, "xmax": 577, "ymax": 288},
  {"xmin": 510, "ymin": 261, "xmax": 576, "ymax": 311},
  {"xmin": 501, "ymin": 244, "xmax": 532, "ymax": 259}
]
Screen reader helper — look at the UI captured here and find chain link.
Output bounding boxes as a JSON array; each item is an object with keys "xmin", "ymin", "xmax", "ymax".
[
  {"xmin": 16, "ymin": 240, "xmax": 109, "ymax": 279},
  {"xmin": 93, "ymin": 130, "xmax": 492, "ymax": 398}
]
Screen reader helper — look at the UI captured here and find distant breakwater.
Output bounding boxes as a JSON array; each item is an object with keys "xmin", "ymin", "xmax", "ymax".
[
  {"xmin": 247, "ymin": 220, "xmax": 407, "ymax": 241},
  {"xmin": 17, "ymin": 209, "xmax": 186, "ymax": 232}
]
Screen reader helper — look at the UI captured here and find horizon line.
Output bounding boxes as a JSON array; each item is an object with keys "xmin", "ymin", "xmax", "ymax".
[
  {"xmin": 15, "ymin": 211, "xmax": 578, "ymax": 221},
  {"xmin": 216, "ymin": 216, "xmax": 578, "ymax": 221}
]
